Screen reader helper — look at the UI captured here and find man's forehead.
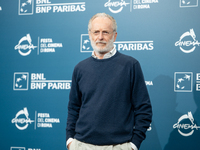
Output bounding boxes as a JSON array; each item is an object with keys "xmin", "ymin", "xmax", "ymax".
[{"xmin": 91, "ymin": 17, "xmax": 113, "ymax": 30}]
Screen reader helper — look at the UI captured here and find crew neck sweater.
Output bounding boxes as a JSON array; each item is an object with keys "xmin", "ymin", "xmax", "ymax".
[{"xmin": 66, "ymin": 51, "xmax": 152, "ymax": 149}]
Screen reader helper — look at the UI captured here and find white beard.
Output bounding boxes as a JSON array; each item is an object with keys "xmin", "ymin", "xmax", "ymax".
[{"xmin": 90, "ymin": 35, "xmax": 115, "ymax": 55}]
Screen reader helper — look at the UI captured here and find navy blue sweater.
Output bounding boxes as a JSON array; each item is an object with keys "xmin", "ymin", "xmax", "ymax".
[{"xmin": 66, "ymin": 51, "xmax": 152, "ymax": 149}]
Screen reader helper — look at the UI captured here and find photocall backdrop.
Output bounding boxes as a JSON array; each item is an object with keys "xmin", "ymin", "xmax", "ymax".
[{"xmin": 0, "ymin": 0, "xmax": 200, "ymax": 150}]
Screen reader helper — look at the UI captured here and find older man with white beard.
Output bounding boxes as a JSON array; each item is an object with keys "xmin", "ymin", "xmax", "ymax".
[{"xmin": 66, "ymin": 13, "xmax": 152, "ymax": 150}]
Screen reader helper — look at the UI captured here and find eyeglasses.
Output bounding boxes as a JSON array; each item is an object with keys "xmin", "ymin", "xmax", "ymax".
[{"xmin": 90, "ymin": 30, "xmax": 114, "ymax": 36}]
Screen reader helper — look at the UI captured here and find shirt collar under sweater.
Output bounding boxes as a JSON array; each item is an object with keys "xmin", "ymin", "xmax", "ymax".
[{"xmin": 91, "ymin": 47, "xmax": 116, "ymax": 59}]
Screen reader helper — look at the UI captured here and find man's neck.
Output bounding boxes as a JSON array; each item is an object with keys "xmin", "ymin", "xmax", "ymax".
[
  {"xmin": 94, "ymin": 47, "xmax": 114, "ymax": 59},
  {"xmin": 94, "ymin": 51, "xmax": 108, "ymax": 59}
]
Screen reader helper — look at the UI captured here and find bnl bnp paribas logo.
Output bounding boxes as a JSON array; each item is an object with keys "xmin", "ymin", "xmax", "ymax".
[
  {"xmin": 11, "ymin": 147, "xmax": 41, "ymax": 150},
  {"xmin": 173, "ymin": 112, "xmax": 200, "ymax": 136},
  {"xmin": 10, "ymin": 147, "xmax": 25, "ymax": 150},
  {"xmin": 13, "ymin": 72, "xmax": 71, "ymax": 90},
  {"xmin": 80, "ymin": 34, "xmax": 154, "ymax": 52},
  {"xmin": 18, "ymin": 0, "xmax": 85, "ymax": 15},
  {"xmin": 180, "ymin": 0, "xmax": 198, "ymax": 7},
  {"xmin": 175, "ymin": 29, "xmax": 200, "ymax": 53},
  {"xmin": 174, "ymin": 72, "xmax": 200, "ymax": 92},
  {"xmin": 104, "ymin": 0, "xmax": 159, "ymax": 13}
]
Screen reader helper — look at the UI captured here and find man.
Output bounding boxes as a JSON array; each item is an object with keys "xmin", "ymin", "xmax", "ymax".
[{"xmin": 66, "ymin": 13, "xmax": 152, "ymax": 150}]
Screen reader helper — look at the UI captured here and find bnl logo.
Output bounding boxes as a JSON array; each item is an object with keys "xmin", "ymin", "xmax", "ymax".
[
  {"xmin": 80, "ymin": 34, "xmax": 92, "ymax": 53},
  {"xmin": 18, "ymin": 0, "xmax": 34, "ymax": 15},
  {"xmin": 196, "ymin": 73, "xmax": 200, "ymax": 91},
  {"xmin": 180, "ymin": 0, "xmax": 198, "ymax": 7},
  {"xmin": 13, "ymin": 72, "xmax": 29, "ymax": 90},
  {"xmin": 174, "ymin": 72, "xmax": 193, "ymax": 92},
  {"xmin": 10, "ymin": 147, "xmax": 25, "ymax": 150}
]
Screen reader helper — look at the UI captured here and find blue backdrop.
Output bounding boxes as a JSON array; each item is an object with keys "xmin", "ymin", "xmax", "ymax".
[{"xmin": 0, "ymin": 0, "xmax": 200, "ymax": 150}]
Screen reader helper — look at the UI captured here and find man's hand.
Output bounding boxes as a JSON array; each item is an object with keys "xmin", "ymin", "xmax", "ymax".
[{"xmin": 67, "ymin": 141, "xmax": 72, "ymax": 149}]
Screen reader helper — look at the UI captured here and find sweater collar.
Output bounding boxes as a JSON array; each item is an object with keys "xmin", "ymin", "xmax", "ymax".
[{"xmin": 91, "ymin": 47, "xmax": 116, "ymax": 59}]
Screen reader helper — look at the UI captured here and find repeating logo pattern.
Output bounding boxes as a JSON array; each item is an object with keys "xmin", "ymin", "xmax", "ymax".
[
  {"xmin": 180, "ymin": 0, "xmax": 198, "ymax": 7},
  {"xmin": 10, "ymin": 147, "xmax": 41, "ymax": 150},
  {"xmin": 174, "ymin": 72, "xmax": 193, "ymax": 92},
  {"xmin": 104, "ymin": 0, "xmax": 159, "ymax": 12},
  {"xmin": 18, "ymin": 0, "xmax": 86, "ymax": 15},
  {"xmin": 19, "ymin": 0, "xmax": 34, "ymax": 15},
  {"xmin": 104, "ymin": 0, "xmax": 130, "ymax": 13},
  {"xmin": 10, "ymin": 147, "xmax": 26, "ymax": 150},
  {"xmin": 13, "ymin": 72, "xmax": 71, "ymax": 90},
  {"xmin": 14, "ymin": 34, "xmax": 64, "ymax": 56},
  {"xmin": 80, "ymin": 34, "xmax": 92, "ymax": 52},
  {"xmin": 14, "ymin": 34, "xmax": 37, "ymax": 56},
  {"xmin": 11, "ymin": 107, "xmax": 60, "ymax": 130},
  {"xmin": 80, "ymin": 34, "xmax": 154, "ymax": 52},
  {"xmin": 175, "ymin": 29, "xmax": 200, "ymax": 53},
  {"xmin": 11, "ymin": 107, "xmax": 34, "ymax": 130},
  {"xmin": 13, "ymin": 72, "xmax": 29, "ymax": 90},
  {"xmin": 173, "ymin": 112, "xmax": 200, "ymax": 136},
  {"xmin": 196, "ymin": 73, "xmax": 200, "ymax": 91}
]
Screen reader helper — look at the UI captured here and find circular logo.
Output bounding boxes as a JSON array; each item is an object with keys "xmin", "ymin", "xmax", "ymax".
[
  {"xmin": 15, "ymin": 34, "xmax": 37, "ymax": 56},
  {"xmin": 173, "ymin": 112, "xmax": 199, "ymax": 136},
  {"xmin": 175, "ymin": 29, "xmax": 200, "ymax": 53},
  {"xmin": 11, "ymin": 107, "xmax": 34, "ymax": 130},
  {"xmin": 104, "ymin": 0, "xmax": 129, "ymax": 13}
]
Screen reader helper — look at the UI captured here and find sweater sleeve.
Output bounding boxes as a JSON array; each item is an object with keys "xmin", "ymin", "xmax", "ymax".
[
  {"xmin": 66, "ymin": 67, "xmax": 82, "ymax": 141},
  {"xmin": 131, "ymin": 61, "xmax": 152, "ymax": 149}
]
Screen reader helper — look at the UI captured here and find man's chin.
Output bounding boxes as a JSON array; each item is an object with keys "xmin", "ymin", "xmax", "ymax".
[
  {"xmin": 95, "ymin": 49, "xmax": 110, "ymax": 54},
  {"xmin": 96, "ymin": 44, "xmax": 106, "ymax": 49}
]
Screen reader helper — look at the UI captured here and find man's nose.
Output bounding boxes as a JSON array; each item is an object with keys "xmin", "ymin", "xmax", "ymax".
[{"xmin": 98, "ymin": 32, "xmax": 104, "ymax": 40}]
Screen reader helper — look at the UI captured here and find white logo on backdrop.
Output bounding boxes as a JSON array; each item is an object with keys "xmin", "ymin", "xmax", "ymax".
[
  {"xmin": 19, "ymin": 0, "xmax": 34, "ymax": 15},
  {"xmin": 10, "ymin": 147, "xmax": 26, "ymax": 150},
  {"xmin": 180, "ymin": 0, "xmax": 198, "ymax": 7},
  {"xmin": 81, "ymin": 34, "xmax": 92, "ymax": 52},
  {"xmin": 132, "ymin": 0, "xmax": 159, "ymax": 10},
  {"xmin": 39, "ymin": 38, "xmax": 63, "ymax": 53},
  {"xmin": 196, "ymin": 73, "xmax": 200, "ymax": 91},
  {"xmin": 36, "ymin": 1, "xmax": 85, "ymax": 13},
  {"xmin": 175, "ymin": 29, "xmax": 200, "ymax": 53},
  {"xmin": 10, "ymin": 147, "xmax": 41, "ymax": 150},
  {"xmin": 114, "ymin": 41, "xmax": 154, "ymax": 51},
  {"xmin": 104, "ymin": 0, "xmax": 129, "ymax": 13},
  {"xmin": 13, "ymin": 72, "xmax": 71, "ymax": 90},
  {"xmin": 31, "ymin": 73, "xmax": 71, "ymax": 90},
  {"xmin": 174, "ymin": 72, "xmax": 193, "ymax": 92},
  {"xmin": 11, "ymin": 107, "xmax": 34, "ymax": 130},
  {"xmin": 173, "ymin": 112, "xmax": 200, "ymax": 136},
  {"xmin": 15, "ymin": 34, "xmax": 37, "ymax": 56},
  {"xmin": 0, "ymin": 6, "xmax": 2, "ymax": 11},
  {"xmin": 15, "ymin": 34, "xmax": 64, "ymax": 56},
  {"xmin": 18, "ymin": 0, "xmax": 85, "ymax": 15},
  {"xmin": 80, "ymin": 34, "xmax": 154, "ymax": 52},
  {"xmin": 11, "ymin": 108, "xmax": 61, "ymax": 130},
  {"xmin": 13, "ymin": 72, "xmax": 29, "ymax": 90},
  {"xmin": 11, "ymin": 107, "xmax": 61, "ymax": 130}
]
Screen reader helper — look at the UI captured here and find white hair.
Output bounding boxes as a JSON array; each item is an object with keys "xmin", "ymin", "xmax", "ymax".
[{"xmin": 88, "ymin": 13, "xmax": 117, "ymax": 32}]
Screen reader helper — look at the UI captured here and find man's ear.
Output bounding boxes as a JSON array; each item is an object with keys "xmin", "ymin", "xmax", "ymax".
[
  {"xmin": 89, "ymin": 32, "xmax": 92, "ymax": 41},
  {"xmin": 114, "ymin": 32, "xmax": 117, "ymax": 42}
]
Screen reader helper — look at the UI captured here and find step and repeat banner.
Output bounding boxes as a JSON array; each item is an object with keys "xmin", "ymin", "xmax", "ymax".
[{"xmin": 0, "ymin": 0, "xmax": 200, "ymax": 150}]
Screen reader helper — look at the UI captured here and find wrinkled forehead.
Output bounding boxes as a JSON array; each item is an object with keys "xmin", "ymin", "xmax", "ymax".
[{"xmin": 90, "ymin": 17, "xmax": 113, "ymax": 31}]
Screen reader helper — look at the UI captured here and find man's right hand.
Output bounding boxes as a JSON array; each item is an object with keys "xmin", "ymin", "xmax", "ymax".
[{"xmin": 67, "ymin": 141, "xmax": 72, "ymax": 149}]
